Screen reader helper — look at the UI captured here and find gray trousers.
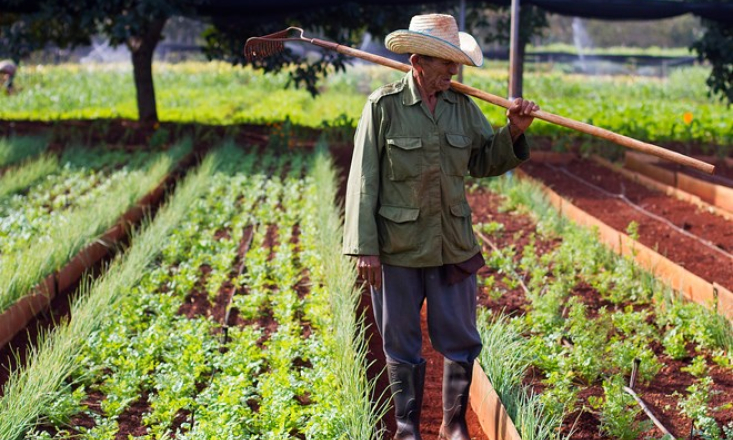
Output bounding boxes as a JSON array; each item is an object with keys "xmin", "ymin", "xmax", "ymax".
[{"xmin": 371, "ymin": 263, "xmax": 483, "ymax": 365}]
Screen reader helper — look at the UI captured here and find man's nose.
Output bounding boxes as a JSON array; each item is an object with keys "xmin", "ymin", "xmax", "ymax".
[{"xmin": 448, "ymin": 62, "xmax": 460, "ymax": 75}]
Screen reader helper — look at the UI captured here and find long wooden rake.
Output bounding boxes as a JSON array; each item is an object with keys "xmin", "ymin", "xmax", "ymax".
[{"xmin": 245, "ymin": 27, "xmax": 715, "ymax": 174}]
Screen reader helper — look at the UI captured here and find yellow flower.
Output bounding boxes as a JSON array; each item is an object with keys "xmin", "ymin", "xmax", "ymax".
[{"xmin": 683, "ymin": 112, "xmax": 694, "ymax": 125}]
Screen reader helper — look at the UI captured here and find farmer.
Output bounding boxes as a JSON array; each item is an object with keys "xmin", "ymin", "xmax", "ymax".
[
  {"xmin": 0, "ymin": 60, "xmax": 17, "ymax": 94},
  {"xmin": 343, "ymin": 13, "xmax": 539, "ymax": 440}
]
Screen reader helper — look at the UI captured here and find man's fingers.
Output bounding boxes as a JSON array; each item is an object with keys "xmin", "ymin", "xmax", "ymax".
[
  {"xmin": 358, "ymin": 265, "xmax": 371, "ymax": 285},
  {"xmin": 507, "ymin": 98, "xmax": 524, "ymax": 117},
  {"xmin": 522, "ymin": 101, "xmax": 531, "ymax": 115},
  {"xmin": 356, "ymin": 256, "xmax": 381, "ymax": 288},
  {"xmin": 520, "ymin": 100, "xmax": 535, "ymax": 115},
  {"xmin": 370, "ymin": 266, "xmax": 381, "ymax": 288},
  {"xmin": 507, "ymin": 98, "xmax": 539, "ymax": 116},
  {"xmin": 362, "ymin": 265, "xmax": 381, "ymax": 289}
]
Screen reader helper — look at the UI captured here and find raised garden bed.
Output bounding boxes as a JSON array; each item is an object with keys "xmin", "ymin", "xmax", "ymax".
[
  {"xmin": 625, "ymin": 151, "xmax": 733, "ymax": 214},
  {"xmin": 465, "ymin": 176, "xmax": 733, "ymax": 439},
  {"xmin": 0, "ymin": 148, "xmax": 197, "ymax": 350},
  {"xmin": 519, "ymin": 153, "xmax": 733, "ymax": 297}
]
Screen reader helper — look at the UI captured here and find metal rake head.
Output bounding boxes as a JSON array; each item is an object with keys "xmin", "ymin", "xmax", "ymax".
[{"xmin": 244, "ymin": 27, "xmax": 307, "ymax": 62}]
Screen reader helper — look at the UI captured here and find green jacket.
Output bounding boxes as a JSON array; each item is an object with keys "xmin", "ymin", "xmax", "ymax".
[{"xmin": 342, "ymin": 71, "xmax": 529, "ymax": 267}]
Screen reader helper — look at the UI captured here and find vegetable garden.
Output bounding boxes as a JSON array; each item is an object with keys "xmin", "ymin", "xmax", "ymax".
[{"xmin": 0, "ymin": 61, "xmax": 731, "ymax": 440}]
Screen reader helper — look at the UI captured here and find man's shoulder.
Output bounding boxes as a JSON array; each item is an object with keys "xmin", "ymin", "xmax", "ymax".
[{"xmin": 367, "ymin": 79, "xmax": 406, "ymax": 103}]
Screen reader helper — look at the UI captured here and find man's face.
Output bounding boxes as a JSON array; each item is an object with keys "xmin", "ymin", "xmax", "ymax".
[{"xmin": 415, "ymin": 56, "xmax": 460, "ymax": 95}]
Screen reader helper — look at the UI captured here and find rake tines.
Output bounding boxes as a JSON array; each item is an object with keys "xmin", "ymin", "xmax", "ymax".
[{"xmin": 244, "ymin": 27, "xmax": 307, "ymax": 62}]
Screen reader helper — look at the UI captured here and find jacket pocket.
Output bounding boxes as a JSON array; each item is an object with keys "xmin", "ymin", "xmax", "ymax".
[
  {"xmin": 447, "ymin": 201, "xmax": 476, "ymax": 251},
  {"xmin": 442, "ymin": 133, "xmax": 472, "ymax": 176},
  {"xmin": 377, "ymin": 205, "xmax": 421, "ymax": 254},
  {"xmin": 386, "ymin": 137, "xmax": 422, "ymax": 181}
]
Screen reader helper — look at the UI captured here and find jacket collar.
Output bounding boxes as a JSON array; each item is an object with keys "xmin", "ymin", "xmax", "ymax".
[{"xmin": 402, "ymin": 70, "xmax": 458, "ymax": 106}]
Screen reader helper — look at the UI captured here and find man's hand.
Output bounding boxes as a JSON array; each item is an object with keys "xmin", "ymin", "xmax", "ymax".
[
  {"xmin": 506, "ymin": 98, "xmax": 540, "ymax": 139},
  {"xmin": 357, "ymin": 255, "xmax": 382, "ymax": 290}
]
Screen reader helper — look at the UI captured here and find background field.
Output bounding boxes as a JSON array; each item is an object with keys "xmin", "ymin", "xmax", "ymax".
[{"xmin": 2, "ymin": 61, "xmax": 731, "ymax": 153}]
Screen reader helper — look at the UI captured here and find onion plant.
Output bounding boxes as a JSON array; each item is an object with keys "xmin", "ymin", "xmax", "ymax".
[
  {"xmin": 300, "ymin": 137, "xmax": 389, "ymax": 439},
  {"xmin": 0, "ymin": 154, "xmax": 59, "ymax": 199},
  {"xmin": 0, "ymin": 135, "xmax": 49, "ymax": 168},
  {"xmin": 0, "ymin": 139, "xmax": 191, "ymax": 312},
  {"xmin": 0, "ymin": 149, "xmax": 221, "ymax": 440},
  {"xmin": 477, "ymin": 310, "xmax": 564, "ymax": 440}
]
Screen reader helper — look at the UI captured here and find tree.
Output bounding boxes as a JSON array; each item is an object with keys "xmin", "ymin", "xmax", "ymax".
[
  {"xmin": 203, "ymin": 2, "xmax": 550, "ymax": 100},
  {"xmin": 78, "ymin": 1, "xmax": 205, "ymax": 122},
  {"xmin": 1, "ymin": 0, "xmax": 203, "ymax": 122},
  {"xmin": 202, "ymin": 3, "xmax": 425, "ymax": 97},
  {"xmin": 692, "ymin": 17, "xmax": 733, "ymax": 105}
]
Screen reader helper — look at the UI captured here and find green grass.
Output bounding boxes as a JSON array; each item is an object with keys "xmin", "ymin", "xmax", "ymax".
[{"xmin": 1, "ymin": 61, "xmax": 729, "ymax": 148}]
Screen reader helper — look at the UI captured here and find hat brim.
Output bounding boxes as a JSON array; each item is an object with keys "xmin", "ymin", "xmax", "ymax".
[{"xmin": 385, "ymin": 30, "xmax": 483, "ymax": 67}]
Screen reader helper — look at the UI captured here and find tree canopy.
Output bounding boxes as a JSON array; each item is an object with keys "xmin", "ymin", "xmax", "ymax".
[
  {"xmin": 202, "ymin": 3, "xmax": 425, "ymax": 97},
  {"xmin": 693, "ymin": 18, "xmax": 733, "ymax": 105}
]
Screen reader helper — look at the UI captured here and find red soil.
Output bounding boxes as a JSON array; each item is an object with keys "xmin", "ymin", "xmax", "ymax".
[{"xmin": 519, "ymin": 156, "xmax": 733, "ymax": 291}]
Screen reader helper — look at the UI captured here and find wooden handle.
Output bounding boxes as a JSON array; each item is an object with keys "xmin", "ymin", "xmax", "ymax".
[
  {"xmin": 315, "ymin": 38, "xmax": 716, "ymax": 175},
  {"xmin": 453, "ymin": 83, "xmax": 715, "ymax": 175}
]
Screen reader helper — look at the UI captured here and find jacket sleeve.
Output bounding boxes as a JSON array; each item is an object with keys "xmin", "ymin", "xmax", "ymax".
[
  {"xmin": 468, "ymin": 103, "xmax": 530, "ymax": 178},
  {"xmin": 342, "ymin": 100, "xmax": 381, "ymax": 256}
]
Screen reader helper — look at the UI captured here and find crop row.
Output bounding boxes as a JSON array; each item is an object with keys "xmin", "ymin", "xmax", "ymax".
[
  {"xmin": 0, "ymin": 135, "xmax": 50, "ymax": 169},
  {"xmin": 2, "ymin": 62, "xmax": 730, "ymax": 147},
  {"xmin": 0, "ymin": 142, "xmax": 216, "ymax": 440},
  {"xmin": 0, "ymin": 139, "xmax": 380, "ymax": 440},
  {"xmin": 469, "ymin": 175, "xmax": 733, "ymax": 440},
  {"xmin": 0, "ymin": 136, "xmax": 192, "ymax": 313},
  {"xmin": 1, "ymin": 143, "xmax": 153, "ymax": 256}
]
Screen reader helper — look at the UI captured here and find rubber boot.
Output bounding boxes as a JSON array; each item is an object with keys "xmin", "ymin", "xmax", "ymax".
[
  {"xmin": 438, "ymin": 359, "xmax": 473, "ymax": 440},
  {"xmin": 387, "ymin": 360, "xmax": 426, "ymax": 440}
]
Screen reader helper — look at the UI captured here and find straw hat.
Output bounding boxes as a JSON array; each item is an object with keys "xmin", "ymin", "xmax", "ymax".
[{"xmin": 385, "ymin": 14, "xmax": 483, "ymax": 67}]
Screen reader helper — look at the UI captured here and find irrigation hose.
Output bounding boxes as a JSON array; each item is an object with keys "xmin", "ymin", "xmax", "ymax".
[
  {"xmin": 545, "ymin": 163, "xmax": 733, "ymax": 262},
  {"xmin": 474, "ymin": 229, "xmax": 532, "ymax": 297}
]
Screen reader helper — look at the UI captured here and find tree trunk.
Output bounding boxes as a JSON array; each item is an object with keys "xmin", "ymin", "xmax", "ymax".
[{"xmin": 129, "ymin": 18, "xmax": 167, "ymax": 123}]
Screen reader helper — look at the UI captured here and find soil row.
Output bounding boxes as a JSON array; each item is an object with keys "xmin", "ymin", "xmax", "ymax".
[
  {"xmin": 466, "ymin": 185, "xmax": 733, "ymax": 439},
  {"xmin": 519, "ymin": 155, "xmax": 733, "ymax": 292}
]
